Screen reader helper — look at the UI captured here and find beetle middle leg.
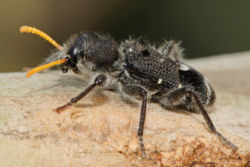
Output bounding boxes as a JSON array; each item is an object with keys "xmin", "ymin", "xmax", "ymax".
[
  {"xmin": 122, "ymin": 84, "xmax": 148, "ymax": 158},
  {"xmin": 55, "ymin": 74, "xmax": 107, "ymax": 113},
  {"xmin": 152, "ymin": 87, "xmax": 237, "ymax": 151}
]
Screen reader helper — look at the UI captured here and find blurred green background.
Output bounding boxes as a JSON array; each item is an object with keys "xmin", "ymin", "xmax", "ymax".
[{"xmin": 1, "ymin": 0, "xmax": 250, "ymax": 72}]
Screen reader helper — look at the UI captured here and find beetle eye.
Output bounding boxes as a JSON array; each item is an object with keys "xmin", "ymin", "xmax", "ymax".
[
  {"xmin": 67, "ymin": 47, "xmax": 78, "ymax": 56},
  {"xmin": 73, "ymin": 48, "xmax": 78, "ymax": 55}
]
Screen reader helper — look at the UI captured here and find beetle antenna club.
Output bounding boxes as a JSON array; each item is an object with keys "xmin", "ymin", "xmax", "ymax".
[
  {"xmin": 20, "ymin": 25, "xmax": 67, "ymax": 77},
  {"xmin": 20, "ymin": 25, "xmax": 63, "ymax": 50},
  {"xmin": 20, "ymin": 26, "xmax": 238, "ymax": 158},
  {"xmin": 26, "ymin": 58, "xmax": 67, "ymax": 77}
]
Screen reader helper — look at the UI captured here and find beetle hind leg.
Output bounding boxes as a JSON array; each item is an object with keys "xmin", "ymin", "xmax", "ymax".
[{"xmin": 152, "ymin": 87, "xmax": 237, "ymax": 151}]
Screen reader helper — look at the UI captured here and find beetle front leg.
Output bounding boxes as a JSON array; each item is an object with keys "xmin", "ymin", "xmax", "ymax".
[{"xmin": 55, "ymin": 74, "xmax": 107, "ymax": 113}]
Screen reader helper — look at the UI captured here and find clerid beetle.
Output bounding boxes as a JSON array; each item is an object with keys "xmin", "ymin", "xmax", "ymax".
[{"xmin": 20, "ymin": 26, "xmax": 237, "ymax": 158}]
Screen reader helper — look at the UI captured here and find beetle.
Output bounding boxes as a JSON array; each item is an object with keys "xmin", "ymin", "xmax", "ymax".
[{"xmin": 20, "ymin": 26, "xmax": 237, "ymax": 158}]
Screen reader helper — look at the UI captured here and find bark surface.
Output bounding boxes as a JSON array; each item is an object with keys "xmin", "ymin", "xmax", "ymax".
[{"xmin": 0, "ymin": 52, "xmax": 250, "ymax": 166}]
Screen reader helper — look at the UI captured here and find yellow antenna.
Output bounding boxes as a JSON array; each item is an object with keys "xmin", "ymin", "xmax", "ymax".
[
  {"xmin": 20, "ymin": 25, "xmax": 63, "ymax": 50},
  {"xmin": 20, "ymin": 25, "xmax": 67, "ymax": 77},
  {"xmin": 26, "ymin": 58, "xmax": 67, "ymax": 78}
]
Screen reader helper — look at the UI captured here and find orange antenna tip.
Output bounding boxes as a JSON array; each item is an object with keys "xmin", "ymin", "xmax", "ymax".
[
  {"xmin": 26, "ymin": 58, "xmax": 67, "ymax": 78},
  {"xmin": 20, "ymin": 25, "xmax": 63, "ymax": 50}
]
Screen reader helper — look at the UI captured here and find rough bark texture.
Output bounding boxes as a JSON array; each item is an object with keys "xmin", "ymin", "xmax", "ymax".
[{"xmin": 0, "ymin": 52, "xmax": 250, "ymax": 166}]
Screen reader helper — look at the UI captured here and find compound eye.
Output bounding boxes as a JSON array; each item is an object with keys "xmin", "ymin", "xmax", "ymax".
[
  {"xmin": 68, "ymin": 47, "xmax": 75, "ymax": 55},
  {"xmin": 67, "ymin": 47, "xmax": 79, "ymax": 58},
  {"xmin": 73, "ymin": 48, "xmax": 78, "ymax": 55}
]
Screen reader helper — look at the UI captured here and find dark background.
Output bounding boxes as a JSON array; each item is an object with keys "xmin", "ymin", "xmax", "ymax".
[{"xmin": 1, "ymin": 0, "xmax": 250, "ymax": 72}]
